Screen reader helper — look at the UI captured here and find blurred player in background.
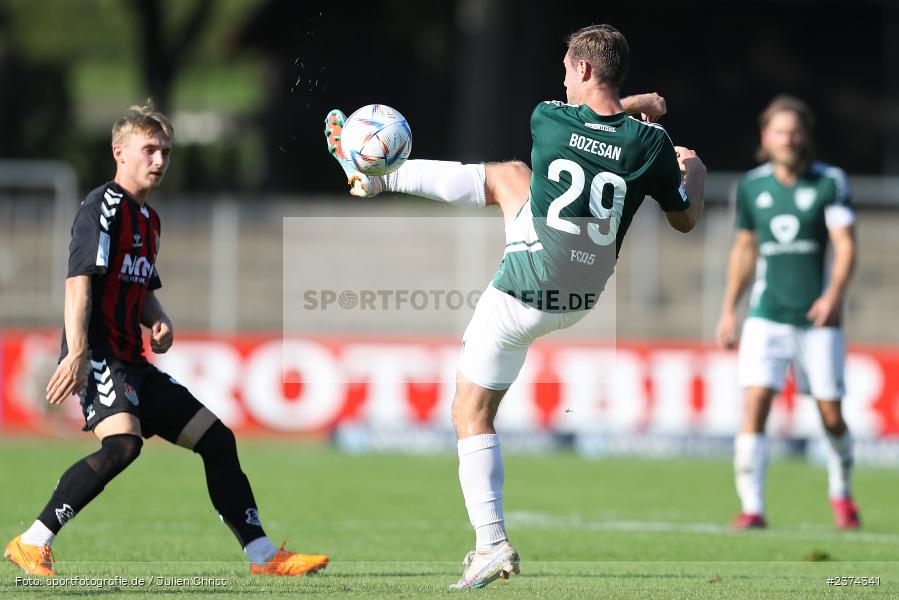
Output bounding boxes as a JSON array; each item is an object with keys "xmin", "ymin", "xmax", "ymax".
[
  {"xmin": 5, "ymin": 104, "xmax": 328, "ymax": 577},
  {"xmin": 327, "ymin": 25, "xmax": 705, "ymax": 588},
  {"xmin": 716, "ymin": 96, "xmax": 859, "ymax": 530}
]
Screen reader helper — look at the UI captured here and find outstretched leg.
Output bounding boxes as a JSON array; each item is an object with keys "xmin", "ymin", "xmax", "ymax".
[{"xmin": 325, "ymin": 109, "xmax": 532, "ymax": 218}]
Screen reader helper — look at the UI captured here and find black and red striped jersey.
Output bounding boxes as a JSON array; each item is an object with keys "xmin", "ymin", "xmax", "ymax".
[{"xmin": 60, "ymin": 181, "xmax": 162, "ymax": 364}]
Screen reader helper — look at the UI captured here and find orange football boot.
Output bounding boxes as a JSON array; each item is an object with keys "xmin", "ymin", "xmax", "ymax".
[
  {"xmin": 5, "ymin": 535, "xmax": 56, "ymax": 576},
  {"xmin": 249, "ymin": 541, "xmax": 328, "ymax": 576}
]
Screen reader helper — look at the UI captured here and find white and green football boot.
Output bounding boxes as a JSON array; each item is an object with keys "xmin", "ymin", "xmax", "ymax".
[{"xmin": 448, "ymin": 542, "xmax": 520, "ymax": 590}]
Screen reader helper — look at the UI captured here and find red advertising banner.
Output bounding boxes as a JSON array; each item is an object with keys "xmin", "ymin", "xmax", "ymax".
[{"xmin": 2, "ymin": 331, "xmax": 898, "ymax": 439}]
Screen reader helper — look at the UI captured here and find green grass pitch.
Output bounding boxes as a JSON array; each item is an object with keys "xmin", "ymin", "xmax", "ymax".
[{"xmin": 1, "ymin": 437, "xmax": 896, "ymax": 598}]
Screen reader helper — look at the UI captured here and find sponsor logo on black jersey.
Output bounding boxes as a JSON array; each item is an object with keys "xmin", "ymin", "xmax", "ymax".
[{"xmin": 120, "ymin": 254, "xmax": 156, "ymax": 284}]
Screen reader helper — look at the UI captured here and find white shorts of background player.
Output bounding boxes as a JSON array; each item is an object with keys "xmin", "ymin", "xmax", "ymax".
[{"xmin": 737, "ymin": 316, "xmax": 845, "ymax": 400}]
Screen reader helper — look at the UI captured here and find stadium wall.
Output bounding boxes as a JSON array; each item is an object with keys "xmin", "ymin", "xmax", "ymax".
[{"xmin": 3, "ymin": 173, "xmax": 899, "ymax": 344}]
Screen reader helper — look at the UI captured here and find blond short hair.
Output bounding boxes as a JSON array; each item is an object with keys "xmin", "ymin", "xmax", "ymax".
[
  {"xmin": 566, "ymin": 24, "xmax": 630, "ymax": 88},
  {"xmin": 111, "ymin": 101, "xmax": 174, "ymax": 147}
]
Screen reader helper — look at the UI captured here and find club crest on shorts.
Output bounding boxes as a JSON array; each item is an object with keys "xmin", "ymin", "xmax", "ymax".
[{"xmin": 124, "ymin": 382, "xmax": 139, "ymax": 406}]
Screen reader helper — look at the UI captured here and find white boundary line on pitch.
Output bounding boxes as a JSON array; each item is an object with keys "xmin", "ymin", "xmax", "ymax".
[
  {"xmin": 504, "ymin": 511, "xmax": 899, "ymax": 545},
  {"xmin": 69, "ymin": 516, "xmax": 899, "ymax": 545}
]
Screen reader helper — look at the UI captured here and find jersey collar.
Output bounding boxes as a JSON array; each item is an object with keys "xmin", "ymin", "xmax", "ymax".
[
  {"xmin": 577, "ymin": 105, "xmax": 628, "ymax": 123},
  {"xmin": 108, "ymin": 181, "xmax": 152, "ymax": 216}
]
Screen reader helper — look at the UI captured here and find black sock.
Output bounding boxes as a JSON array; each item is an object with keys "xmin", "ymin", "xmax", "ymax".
[
  {"xmin": 193, "ymin": 421, "xmax": 266, "ymax": 547},
  {"xmin": 37, "ymin": 434, "xmax": 142, "ymax": 533}
]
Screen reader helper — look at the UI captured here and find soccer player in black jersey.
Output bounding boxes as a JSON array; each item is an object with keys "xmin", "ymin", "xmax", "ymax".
[{"xmin": 5, "ymin": 103, "xmax": 327, "ymax": 577}]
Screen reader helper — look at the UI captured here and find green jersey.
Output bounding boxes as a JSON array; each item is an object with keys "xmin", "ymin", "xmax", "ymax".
[
  {"xmin": 735, "ymin": 161, "xmax": 854, "ymax": 327},
  {"xmin": 491, "ymin": 100, "xmax": 689, "ymax": 311}
]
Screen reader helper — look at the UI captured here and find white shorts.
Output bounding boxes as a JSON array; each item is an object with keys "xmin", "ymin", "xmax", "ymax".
[
  {"xmin": 457, "ymin": 284, "xmax": 588, "ymax": 390},
  {"xmin": 737, "ymin": 316, "xmax": 846, "ymax": 400}
]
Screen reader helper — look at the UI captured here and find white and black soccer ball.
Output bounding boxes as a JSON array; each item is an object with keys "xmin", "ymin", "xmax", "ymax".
[{"xmin": 341, "ymin": 104, "xmax": 412, "ymax": 176}]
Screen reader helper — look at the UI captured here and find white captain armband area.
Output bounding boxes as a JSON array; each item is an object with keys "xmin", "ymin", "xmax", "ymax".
[{"xmin": 824, "ymin": 204, "xmax": 856, "ymax": 229}]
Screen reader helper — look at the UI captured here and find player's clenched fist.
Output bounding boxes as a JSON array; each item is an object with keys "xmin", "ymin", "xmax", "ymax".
[
  {"xmin": 150, "ymin": 319, "xmax": 173, "ymax": 353},
  {"xmin": 674, "ymin": 146, "xmax": 705, "ymax": 174},
  {"xmin": 636, "ymin": 92, "xmax": 667, "ymax": 122}
]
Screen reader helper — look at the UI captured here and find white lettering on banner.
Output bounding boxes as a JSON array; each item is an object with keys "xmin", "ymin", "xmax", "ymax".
[
  {"xmin": 700, "ymin": 353, "xmax": 742, "ymax": 435},
  {"xmin": 844, "ymin": 355, "xmax": 884, "ymax": 438},
  {"xmin": 152, "ymin": 342, "xmax": 245, "ymax": 426},
  {"xmin": 553, "ymin": 349, "xmax": 645, "ymax": 433},
  {"xmin": 647, "ymin": 351, "xmax": 695, "ymax": 434},
  {"xmin": 5, "ymin": 334, "xmax": 897, "ymax": 439},
  {"xmin": 243, "ymin": 340, "xmax": 343, "ymax": 431},
  {"xmin": 606, "ymin": 352, "xmax": 647, "ymax": 432},
  {"xmin": 554, "ymin": 349, "xmax": 616, "ymax": 433},
  {"xmin": 342, "ymin": 344, "xmax": 439, "ymax": 426}
]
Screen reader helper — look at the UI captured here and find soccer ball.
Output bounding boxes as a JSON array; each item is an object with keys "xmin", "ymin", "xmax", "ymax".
[{"xmin": 341, "ymin": 104, "xmax": 412, "ymax": 176}]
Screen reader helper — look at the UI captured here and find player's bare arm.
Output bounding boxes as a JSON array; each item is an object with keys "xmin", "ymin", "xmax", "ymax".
[
  {"xmin": 807, "ymin": 224, "xmax": 856, "ymax": 327},
  {"xmin": 716, "ymin": 229, "xmax": 758, "ymax": 349},
  {"xmin": 621, "ymin": 92, "xmax": 667, "ymax": 122},
  {"xmin": 141, "ymin": 291, "xmax": 174, "ymax": 354},
  {"xmin": 46, "ymin": 275, "xmax": 91, "ymax": 404},
  {"xmin": 665, "ymin": 146, "xmax": 706, "ymax": 233}
]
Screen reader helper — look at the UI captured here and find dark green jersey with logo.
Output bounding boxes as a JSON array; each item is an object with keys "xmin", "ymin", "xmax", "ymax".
[
  {"xmin": 491, "ymin": 101, "xmax": 689, "ymax": 311},
  {"xmin": 735, "ymin": 161, "xmax": 853, "ymax": 327}
]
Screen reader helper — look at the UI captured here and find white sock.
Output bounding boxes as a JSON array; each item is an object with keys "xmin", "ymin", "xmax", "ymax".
[
  {"xmin": 823, "ymin": 430, "xmax": 853, "ymax": 499},
  {"xmin": 379, "ymin": 160, "xmax": 486, "ymax": 207},
  {"xmin": 458, "ymin": 434, "xmax": 507, "ymax": 550},
  {"xmin": 20, "ymin": 520, "xmax": 55, "ymax": 547},
  {"xmin": 244, "ymin": 535, "xmax": 278, "ymax": 566},
  {"xmin": 734, "ymin": 433, "xmax": 768, "ymax": 515}
]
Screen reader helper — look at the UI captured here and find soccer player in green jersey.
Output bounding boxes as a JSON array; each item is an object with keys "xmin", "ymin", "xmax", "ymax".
[
  {"xmin": 326, "ymin": 25, "xmax": 705, "ymax": 588},
  {"xmin": 715, "ymin": 96, "xmax": 859, "ymax": 530}
]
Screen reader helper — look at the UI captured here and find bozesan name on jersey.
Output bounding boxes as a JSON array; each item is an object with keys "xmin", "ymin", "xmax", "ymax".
[{"xmin": 568, "ymin": 133, "xmax": 622, "ymax": 161}]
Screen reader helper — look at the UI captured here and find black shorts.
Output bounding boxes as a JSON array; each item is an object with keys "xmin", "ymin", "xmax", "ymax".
[{"xmin": 80, "ymin": 354, "xmax": 205, "ymax": 442}]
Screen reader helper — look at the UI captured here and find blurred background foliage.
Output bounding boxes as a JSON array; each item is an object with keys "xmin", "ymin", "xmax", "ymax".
[{"xmin": 0, "ymin": 0, "xmax": 896, "ymax": 194}]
